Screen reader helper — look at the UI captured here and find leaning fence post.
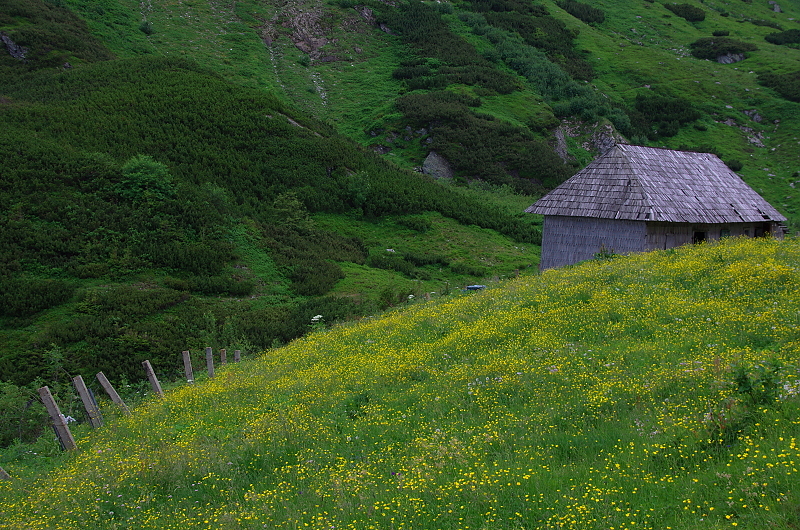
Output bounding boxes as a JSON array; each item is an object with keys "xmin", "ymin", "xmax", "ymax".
[
  {"xmin": 96, "ymin": 372, "xmax": 130, "ymax": 414},
  {"xmin": 182, "ymin": 350, "xmax": 194, "ymax": 383},
  {"xmin": 142, "ymin": 360, "xmax": 164, "ymax": 398},
  {"xmin": 38, "ymin": 386, "xmax": 77, "ymax": 451},
  {"xmin": 220, "ymin": 348, "xmax": 227, "ymax": 365},
  {"xmin": 73, "ymin": 375, "xmax": 103, "ymax": 428},
  {"xmin": 0, "ymin": 466, "xmax": 11, "ymax": 480},
  {"xmin": 206, "ymin": 347, "xmax": 215, "ymax": 378},
  {"xmin": 234, "ymin": 349, "xmax": 241, "ymax": 363}
]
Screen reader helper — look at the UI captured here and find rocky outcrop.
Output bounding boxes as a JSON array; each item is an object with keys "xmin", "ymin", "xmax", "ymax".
[
  {"xmin": 1, "ymin": 32, "xmax": 27, "ymax": 61},
  {"xmin": 743, "ymin": 109, "xmax": 763, "ymax": 123},
  {"xmin": 590, "ymin": 123, "xmax": 620, "ymax": 155},
  {"xmin": 768, "ymin": 1, "xmax": 782, "ymax": 13},
  {"xmin": 717, "ymin": 53, "xmax": 745, "ymax": 64},
  {"xmin": 422, "ymin": 151, "xmax": 454, "ymax": 180}
]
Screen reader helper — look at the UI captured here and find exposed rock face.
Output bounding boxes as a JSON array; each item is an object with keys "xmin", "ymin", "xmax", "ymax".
[
  {"xmin": 768, "ymin": 1, "xmax": 782, "ymax": 13},
  {"xmin": 422, "ymin": 151, "xmax": 454, "ymax": 180},
  {"xmin": 554, "ymin": 127, "xmax": 569, "ymax": 162},
  {"xmin": 590, "ymin": 124, "xmax": 619, "ymax": 155},
  {"xmin": 355, "ymin": 5, "xmax": 376, "ymax": 24},
  {"xmin": 717, "ymin": 53, "xmax": 745, "ymax": 64},
  {"xmin": 743, "ymin": 109, "xmax": 763, "ymax": 123},
  {"xmin": 1, "ymin": 32, "xmax": 28, "ymax": 61}
]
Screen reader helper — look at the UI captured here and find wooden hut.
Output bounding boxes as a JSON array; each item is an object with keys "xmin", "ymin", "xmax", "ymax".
[{"xmin": 526, "ymin": 144, "xmax": 787, "ymax": 270}]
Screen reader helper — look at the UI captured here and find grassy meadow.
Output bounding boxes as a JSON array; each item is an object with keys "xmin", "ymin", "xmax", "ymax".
[{"xmin": 2, "ymin": 236, "xmax": 800, "ymax": 529}]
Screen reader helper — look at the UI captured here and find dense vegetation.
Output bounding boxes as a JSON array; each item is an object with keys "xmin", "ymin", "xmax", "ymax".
[
  {"xmin": 2, "ymin": 0, "xmax": 800, "ymax": 455},
  {"xmin": 765, "ymin": 29, "xmax": 800, "ymax": 46},
  {"xmin": 689, "ymin": 36, "xmax": 758, "ymax": 60},
  {"xmin": 758, "ymin": 69, "xmax": 800, "ymax": 102},
  {"xmin": 2, "ymin": 237, "xmax": 800, "ymax": 529},
  {"xmin": 0, "ymin": 49, "xmax": 542, "ymax": 406},
  {"xmin": 557, "ymin": 0, "xmax": 605, "ymax": 25},
  {"xmin": 663, "ymin": 3, "xmax": 706, "ymax": 22}
]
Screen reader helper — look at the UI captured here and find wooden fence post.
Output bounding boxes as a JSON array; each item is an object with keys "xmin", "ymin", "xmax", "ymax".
[
  {"xmin": 142, "ymin": 360, "xmax": 164, "ymax": 398},
  {"xmin": 182, "ymin": 350, "xmax": 194, "ymax": 383},
  {"xmin": 38, "ymin": 386, "xmax": 77, "ymax": 451},
  {"xmin": 96, "ymin": 372, "xmax": 130, "ymax": 414},
  {"xmin": 220, "ymin": 348, "xmax": 227, "ymax": 365},
  {"xmin": 206, "ymin": 347, "xmax": 215, "ymax": 378},
  {"xmin": 234, "ymin": 349, "xmax": 241, "ymax": 363},
  {"xmin": 73, "ymin": 375, "xmax": 103, "ymax": 429},
  {"xmin": 0, "ymin": 466, "xmax": 11, "ymax": 480}
]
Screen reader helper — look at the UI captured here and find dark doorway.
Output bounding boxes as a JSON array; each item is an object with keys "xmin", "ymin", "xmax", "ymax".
[{"xmin": 693, "ymin": 231, "xmax": 706, "ymax": 244}]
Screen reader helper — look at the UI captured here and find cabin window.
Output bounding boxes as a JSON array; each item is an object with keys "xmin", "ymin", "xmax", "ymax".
[
  {"xmin": 693, "ymin": 231, "xmax": 707, "ymax": 244},
  {"xmin": 720, "ymin": 228, "xmax": 730, "ymax": 238},
  {"xmin": 744, "ymin": 229, "xmax": 750, "ymax": 237}
]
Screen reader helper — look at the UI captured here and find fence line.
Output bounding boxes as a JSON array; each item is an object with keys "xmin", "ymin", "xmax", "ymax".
[{"xmin": 32, "ymin": 347, "xmax": 246, "ymax": 452}]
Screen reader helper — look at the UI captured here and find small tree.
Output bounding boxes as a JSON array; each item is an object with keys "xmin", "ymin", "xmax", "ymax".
[{"xmin": 117, "ymin": 155, "xmax": 175, "ymax": 202}]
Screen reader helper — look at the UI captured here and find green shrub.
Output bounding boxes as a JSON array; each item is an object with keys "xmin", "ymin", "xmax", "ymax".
[
  {"xmin": 0, "ymin": 278, "xmax": 74, "ymax": 317},
  {"xmin": 397, "ymin": 215, "xmax": 433, "ymax": 232},
  {"xmin": 712, "ymin": 30, "xmax": 730, "ymax": 37},
  {"xmin": 117, "ymin": 155, "xmax": 175, "ymax": 202},
  {"xmin": 401, "ymin": 250, "xmax": 449, "ymax": 267},
  {"xmin": 725, "ymin": 159, "xmax": 744, "ymax": 171},
  {"xmin": 631, "ymin": 93, "xmax": 701, "ymax": 140},
  {"xmin": 366, "ymin": 252, "xmax": 416, "ymax": 277},
  {"xmin": 664, "ymin": 3, "xmax": 705, "ymax": 22},
  {"xmin": 396, "ymin": 90, "xmax": 571, "ymax": 191},
  {"xmin": 0, "ymin": 382, "xmax": 48, "ymax": 446},
  {"xmin": 748, "ymin": 19, "xmax": 782, "ymax": 30},
  {"xmin": 557, "ymin": 0, "xmax": 605, "ymax": 24},
  {"xmin": 758, "ymin": 70, "xmax": 800, "ymax": 102},
  {"xmin": 380, "ymin": 0, "xmax": 518, "ymax": 93},
  {"xmin": 689, "ymin": 37, "xmax": 758, "ymax": 60},
  {"xmin": 765, "ymin": 29, "xmax": 800, "ymax": 45}
]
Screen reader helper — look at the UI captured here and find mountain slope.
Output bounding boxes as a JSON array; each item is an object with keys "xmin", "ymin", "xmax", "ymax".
[
  {"xmin": 50, "ymin": 0, "xmax": 800, "ymax": 220},
  {"xmin": 2, "ymin": 237, "xmax": 799, "ymax": 529},
  {"xmin": 0, "ymin": 49, "xmax": 540, "ymax": 393}
]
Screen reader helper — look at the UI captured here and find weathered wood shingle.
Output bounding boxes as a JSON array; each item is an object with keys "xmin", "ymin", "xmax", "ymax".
[{"xmin": 526, "ymin": 145, "xmax": 786, "ymax": 223}]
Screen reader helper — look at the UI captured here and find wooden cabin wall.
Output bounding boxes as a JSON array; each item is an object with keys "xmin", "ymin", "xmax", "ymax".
[
  {"xmin": 644, "ymin": 222, "xmax": 783, "ymax": 251},
  {"xmin": 539, "ymin": 216, "xmax": 646, "ymax": 270}
]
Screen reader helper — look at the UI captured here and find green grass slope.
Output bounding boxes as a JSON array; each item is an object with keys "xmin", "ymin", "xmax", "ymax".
[
  {"xmin": 50, "ymin": 0, "xmax": 800, "ymax": 221},
  {"xmin": 2, "ymin": 236, "xmax": 799, "ymax": 529}
]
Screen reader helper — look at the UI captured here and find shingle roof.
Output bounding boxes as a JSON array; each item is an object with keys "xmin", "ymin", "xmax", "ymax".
[{"xmin": 526, "ymin": 144, "xmax": 786, "ymax": 223}]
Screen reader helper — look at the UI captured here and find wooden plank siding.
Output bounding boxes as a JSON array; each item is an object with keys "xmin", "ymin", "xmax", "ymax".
[
  {"xmin": 541, "ymin": 219, "xmax": 785, "ymax": 270},
  {"xmin": 540, "ymin": 216, "xmax": 646, "ymax": 270}
]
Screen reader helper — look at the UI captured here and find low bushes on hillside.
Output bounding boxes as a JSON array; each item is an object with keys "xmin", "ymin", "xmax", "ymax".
[
  {"xmin": 557, "ymin": 0, "xmax": 605, "ymax": 24},
  {"xmin": 664, "ymin": 3, "xmax": 706, "ymax": 22},
  {"xmin": 758, "ymin": 70, "xmax": 800, "ymax": 102},
  {"xmin": 396, "ymin": 90, "xmax": 572, "ymax": 191},
  {"xmin": 765, "ymin": 29, "xmax": 800, "ymax": 45},
  {"xmin": 630, "ymin": 92, "xmax": 701, "ymax": 140},
  {"xmin": 381, "ymin": 0, "xmax": 518, "ymax": 94},
  {"xmin": 689, "ymin": 37, "xmax": 758, "ymax": 60}
]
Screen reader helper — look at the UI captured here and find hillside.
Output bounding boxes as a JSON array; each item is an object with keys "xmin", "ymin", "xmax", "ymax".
[
  {"xmin": 0, "ymin": 15, "xmax": 541, "ymax": 399},
  {"xmin": 2, "ymin": 0, "xmax": 800, "ymax": 444},
  {"xmin": 53, "ymin": 0, "xmax": 800, "ymax": 213},
  {"xmin": 1, "ymin": 237, "xmax": 799, "ymax": 529}
]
